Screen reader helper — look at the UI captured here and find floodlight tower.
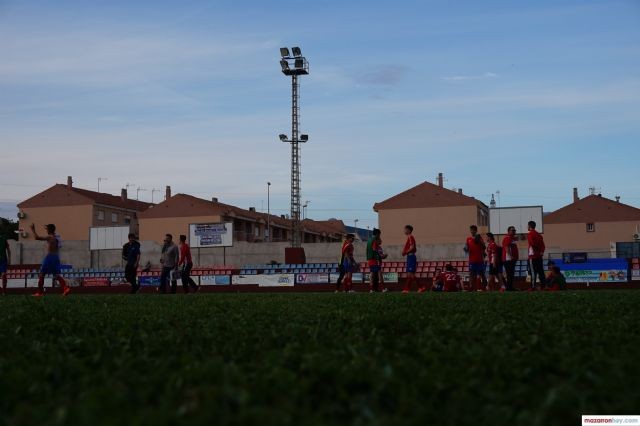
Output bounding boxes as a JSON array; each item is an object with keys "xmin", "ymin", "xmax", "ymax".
[{"xmin": 278, "ymin": 46, "xmax": 309, "ymax": 248}]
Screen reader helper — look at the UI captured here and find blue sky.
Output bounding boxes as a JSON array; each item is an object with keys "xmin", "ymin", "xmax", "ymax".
[{"xmin": 1, "ymin": 0, "xmax": 639, "ymax": 228}]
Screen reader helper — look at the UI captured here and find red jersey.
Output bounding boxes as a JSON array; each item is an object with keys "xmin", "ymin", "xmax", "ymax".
[
  {"xmin": 342, "ymin": 241, "xmax": 354, "ymax": 259},
  {"xmin": 179, "ymin": 243, "xmax": 192, "ymax": 265},
  {"xmin": 442, "ymin": 271, "xmax": 461, "ymax": 292},
  {"xmin": 487, "ymin": 241, "xmax": 500, "ymax": 265},
  {"xmin": 527, "ymin": 230, "xmax": 545, "ymax": 259},
  {"xmin": 402, "ymin": 235, "xmax": 416, "ymax": 256},
  {"xmin": 502, "ymin": 235, "xmax": 519, "ymax": 262},
  {"xmin": 466, "ymin": 235, "xmax": 485, "ymax": 263}
]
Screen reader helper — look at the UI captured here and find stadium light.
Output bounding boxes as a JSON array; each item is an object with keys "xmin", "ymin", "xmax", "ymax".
[
  {"xmin": 279, "ymin": 134, "xmax": 288, "ymax": 141},
  {"xmin": 280, "ymin": 47, "xmax": 290, "ymax": 57},
  {"xmin": 280, "ymin": 60, "xmax": 290, "ymax": 72},
  {"xmin": 292, "ymin": 47, "xmax": 302, "ymax": 57},
  {"xmin": 294, "ymin": 58, "xmax": 304, "ymax": 69},
  {"xmin": 300, "ymin": 134, "xmax": 309, "ymax": 142}
]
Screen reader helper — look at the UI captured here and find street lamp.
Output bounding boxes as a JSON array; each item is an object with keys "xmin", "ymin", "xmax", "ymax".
[
  {"xmin": 267, "ymin": 182, "xmax": 271, "ymax": 242},
  {"xmin": 278, "ymin": 46, "xmax": 309, "ymax": 248}
]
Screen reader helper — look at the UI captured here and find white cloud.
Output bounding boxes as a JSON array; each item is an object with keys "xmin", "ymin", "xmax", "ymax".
[{"xmin": 442, "ymin": 72, "xmax": 498, "ymax": 81}]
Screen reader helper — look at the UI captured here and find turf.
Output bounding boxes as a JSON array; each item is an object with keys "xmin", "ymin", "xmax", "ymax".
[{"xmin": 0, "ymin": 291, "xmax": 638, "ymax": 426}]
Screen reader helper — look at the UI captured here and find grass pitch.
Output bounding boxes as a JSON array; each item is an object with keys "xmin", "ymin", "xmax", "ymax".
[{"xmin": 1, "ymin": 291, "xmax": 638, "ymax": 426}]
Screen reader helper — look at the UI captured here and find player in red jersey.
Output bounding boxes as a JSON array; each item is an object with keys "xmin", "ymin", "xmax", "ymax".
[
  {"xmin": 402, "ymin": 225, "xmax": 423, "ymax": 293},
  {"xmin": 341, "ymin": 234, "xmax": 356, "ymax": 292},
  {"xmin": 486, "ymin": 233, "xmax": 506, "ymax": 291},
  {"xmin": 464, "ymin": 225, "xmax": 487, "ymax": 291},
  {"xmin": 527, "ymin": 221, "xmax": 546, "ymax": 291},
  {"xmin": 501, "ymin": 226, "xmax": 519, "ymax": 291},
  {"xmin": 442, "ymin": 264, "xmax": 462, "ymax": 292}
]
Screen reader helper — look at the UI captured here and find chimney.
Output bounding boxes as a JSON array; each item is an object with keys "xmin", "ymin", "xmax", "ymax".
[
  {"xmin": 458, "ymin": 188, "xmax": 463, "ymax": 195},
  {"xmin": 437, "ymin": 173, "xmax": 444, "ymax": 188},
  {"xmin": 615, "ymin": 196, "xmax": 620, "ymax": 203},
  {"xmin": 249, "ymin": 207, "xmax": 256, "ymax": 212},
  {"xmin": 121, "ymin": 188, "xmax": 127, "ymax": 201},
  {"xmin": 573, "ymin": 187, "xmax": 579, "ymax": 202},
  {"xmin": 212, "ymin": 197, "xmax": 218, "ymax": 203},
  {"xmin": 67, "ymin": 176, "xmax": 73, "ymax": 189},
  {"xmin": 165, "ymin": 186, "xmax": 171, "ymax": 200}
]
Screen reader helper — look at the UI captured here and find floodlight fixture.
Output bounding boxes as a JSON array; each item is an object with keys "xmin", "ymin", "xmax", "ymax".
[
  {"xmin": 294, "ymin": 58, "xmax": 304, "ymax": 69},
  {"xmin": 292, "ymin": 47, "xmax": 302, "ymax": 57},
  {"xmin": 280, "ymin": 47, "xmax": 290, "ymax": 57},
  {"xmin": 280, "ymin": 60, "xmax": 290, "ymax": 72},
  {"xmin": 300, "ymin": 134, "xmax": 309, "ymax": 142},
  {"xmin": 279, "ymin": 134, "xmax": 288, "ymax": 141}
]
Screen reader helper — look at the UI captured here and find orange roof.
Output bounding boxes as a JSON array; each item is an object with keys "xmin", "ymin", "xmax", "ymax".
[
  {"xmin": 373, "ymin": 181, "xmax": 487, "ymax": 211},
  {"xmin": 302, "ymin": 218, "xmax": 346, "ymax": 236},
  {"xmin": 18, "ymin": 184, "xmax": 152, "ymax": 212},
  {"xmin": 545, "ymin": 195, "xmax": 640, "ymax": 224}
]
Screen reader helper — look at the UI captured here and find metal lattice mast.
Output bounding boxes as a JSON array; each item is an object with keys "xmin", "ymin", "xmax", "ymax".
[
  {"xmin": 278, "ymin": 46, "xmax": 309, "ymax": 248},
  {"xmin": 290, "ymin": 74, "xmax": 301, "ymax": 247}
]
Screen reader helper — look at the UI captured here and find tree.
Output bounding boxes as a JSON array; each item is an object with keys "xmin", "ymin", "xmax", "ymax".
[{"xmin": 0, "ymin": 218, "xmax": 18, "ymax": 241}]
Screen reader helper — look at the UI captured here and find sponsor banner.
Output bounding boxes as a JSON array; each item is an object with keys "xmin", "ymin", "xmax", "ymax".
[
  {"xmin": 632, "ymin": 269, "xmax": 640, "ymax": 281},
  {"xmin": 564, "ymin": 269, "xmax": 627, "ymax": 283},
  {"xmin": 6, "ymin": 278, "xmax": 25, "ymax": 289},
  {"xmin": 296, "ymin": 273, "xmax": 329, "ymax": 284},
  {"xmin": 200, "ymin": 275, "xmax": 231, "ymax": 286},
  {"xmin": 232, "ymin": 275, "xmax": 258, "ymax": 285},
  {"xmin": 139, "ymin": 276, "xmax": 161, "ymax": 287},
  {"xmin": 83, "ymin": 278, "xmax": 110, "ymax": 287},
  {"xmin": 363, "ymin": 272, "xmax": 399, "ymax": 283},
  {"xmin": 26, "ymin": 278, "xmax": 52, "ymax": 288},
  {"xmin": 257, "ymin": 274, "xmax": 295, "ymax": 287}
]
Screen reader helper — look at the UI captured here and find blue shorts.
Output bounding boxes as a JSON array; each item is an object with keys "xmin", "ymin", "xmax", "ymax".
[
  {"xmin": 342, "ymin": 258, "xmax": 355, "ymax": 273},
  {"xmin": 41, "ymin": 254, "xmax": 61, "ymax": 275},
  {"xmin": 370, "ymin": 265, "xmax": 381, "ymax": 274},
  {"xmin": 469, "ymin": 262, "xmax": 486, "ymax": 276},
  {"xmin": 406, "ymin": 253, "xmax": 417, "ymax": 273},
  {"xmin": 0, "ymin": 259, "xmax": 7, "ymax": 273}
]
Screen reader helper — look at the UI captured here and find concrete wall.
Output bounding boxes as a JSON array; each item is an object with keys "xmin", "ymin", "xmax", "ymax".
[
  {"xmin": 9, "ymin": 239, "xmax": 487, "ymax": 269},
  {"xmin": 545, "ymin": 221, "xmax": 640, "ymax": 254},
  {"xmin": 18, "ymin": 205, "xmax": 94, "ymax": 241},
  {"xmin": 378, "ymin": 206, "xmax": 488, "ymax": 246}
]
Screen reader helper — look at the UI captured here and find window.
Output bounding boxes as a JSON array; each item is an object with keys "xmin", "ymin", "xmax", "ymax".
[
  {"xmin": 111, "ymin": 213, "xmax": 118, "ymax": 223},
  {"xmin": 254, "ymin": 226, "xmax": 260, "ymax": 237},
  {"xmin": 97, "ymin": 210, "xmax": 104, "ymax": 221},
  {"xmin": 586, "ymin": 223, "xmax": 595, "ymax": 232},
  {"xmin": 124, "ymin": 215, "xmax": 132, "ymax": 225}
]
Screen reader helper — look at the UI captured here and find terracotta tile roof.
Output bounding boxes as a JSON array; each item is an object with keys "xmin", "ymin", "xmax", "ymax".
[
  {"xmin": 302, "ymin": 218, "xmax": 346, "ymax": 236},
  {"xmin": 373, "ymin": 181, "xmax": 487, "ymax": 211},
  {"xmin": 140, "ymin": 194, "xmax": 339, "ymax": 235},
  {"xmin": 545, "ymin": 195, "xmax": 640, "ymax": 224},
  {"xmin": 18, "ymin": 184, "xmax": 152, "ymax": 211}
]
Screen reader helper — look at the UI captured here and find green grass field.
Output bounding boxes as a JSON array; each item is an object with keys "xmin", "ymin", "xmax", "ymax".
[{"xmin": 1, "ymin": 291, "xmax": 639, "ymax": 426}]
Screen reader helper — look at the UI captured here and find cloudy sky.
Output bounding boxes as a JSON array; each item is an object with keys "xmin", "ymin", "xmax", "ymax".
[{"xmin": 1, "ymin": 0, "xmax": 639, "ymax": 228}]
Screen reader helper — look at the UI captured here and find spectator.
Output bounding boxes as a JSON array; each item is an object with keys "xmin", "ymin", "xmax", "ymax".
[
  {"xmin": 501, "ymin": 226, "xmax": 519, "ymax": 291},
  {"xmin": 178, "ymin": 235, "xmax": 199, "ymax": 294},
  {"xmin": 122, "ymin": 233, "xmax": 141, "ymax": 294},
  {"xmin": 159, "ymin": 234, "xmax": 179, "ymax": 294},
  {"xmin": 527, "ymin": 221, "xmax": 546, "ymax": 291}
]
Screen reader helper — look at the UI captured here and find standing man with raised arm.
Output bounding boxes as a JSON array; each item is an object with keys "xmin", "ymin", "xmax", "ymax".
[{"xmin": 30, "ymin": 223, "xmax": 70, "ymax": 297}]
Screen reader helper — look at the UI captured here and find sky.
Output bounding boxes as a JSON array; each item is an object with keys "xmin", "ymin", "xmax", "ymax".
[{"xmin": 1, "ymin": 0, "xmax": 639, "ymax": 228}]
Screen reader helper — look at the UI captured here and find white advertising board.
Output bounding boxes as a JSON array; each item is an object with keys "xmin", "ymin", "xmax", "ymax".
[
  {"xmin": 189, "ymin": 222, "xmax": 233, "ymax": 248},
  {"xmin": 296, "ymin": 273, "xmax": 330, "ymax": 284},
  {"xmin": 90, "ymin": 226, "xmax": 130, "ymax": 251},
  {"xmin": 232, "ymin": 275, "xmax": 258, "ymax": 285},
  {"xmin": 6, "ymin": 279, "xmax": 25, "ymax": 289},
  {"xmin": 257, "ymin": 274, "xmax": 295, "ymax": 287},
  {"xmin": 489, "ymin": 206, "xmax": 543, "ymax": 235}
]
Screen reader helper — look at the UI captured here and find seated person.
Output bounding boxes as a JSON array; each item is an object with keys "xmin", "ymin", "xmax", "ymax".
[
  {"xmin": 547, "ymin": 266, "xmax": 566, "ymax": 291},
  {"xmin": 432, "ymin": 267, "xmax": 444, "ymax": 292},
  {"xmin": 443, "ymin": 264, "xmax": 462, "ymax": 292}
]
